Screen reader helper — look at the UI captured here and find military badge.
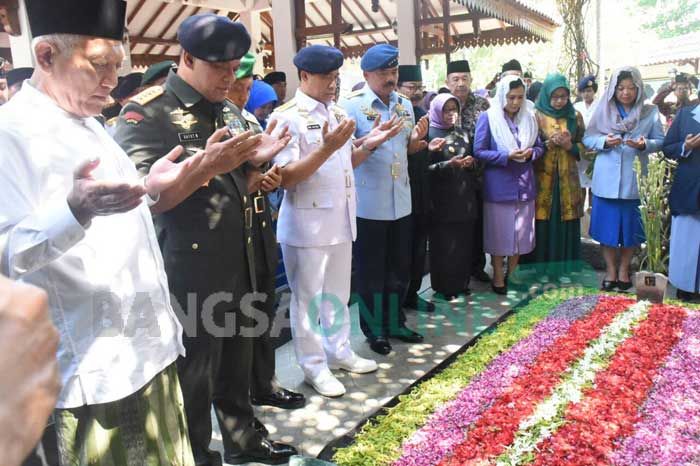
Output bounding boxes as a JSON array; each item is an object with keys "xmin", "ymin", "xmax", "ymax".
[
  {"xmin": 222, "ymin": 107, "xmax": 236, "ymax": 126},
  {"xmin": 361, "ymin": 105, "xmax": 379, "ymax": 121},
  {"xmin": 170, "ymin": 108, "xmax": 199, "ymax": 130},
  {"xmin": 228, "ymin": 118, "xmax": 246, "ymax": 135},
  {"xmin": 394, "ymin": 102, "xmax": 410, "ymax": 117},
  {"xmin": 123, "ymin": 111, "xmax": 144, "ymax": 126},
  {"xmin": 332, "ymin": 106, "xmax": 345, "ymax": 124}
]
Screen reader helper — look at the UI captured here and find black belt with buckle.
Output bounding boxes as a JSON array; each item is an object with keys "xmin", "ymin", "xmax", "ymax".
[{"xmin": 254, "ymin": 194, "xmax": 266, "ymax": 214}]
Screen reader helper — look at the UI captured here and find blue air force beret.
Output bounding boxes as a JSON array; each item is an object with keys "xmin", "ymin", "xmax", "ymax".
[
  {"xmin": 293, "ymin": 45, "xmax": 344, "ymax": 74},
  {"xmin": 361, "ymin": 44, "xmax": 399, "ymax": 72},
  {"xmin": 178, "ymin": 14, "xmax": 251, "ymax": 63},
  {"xmin": 577, "ymin": 74, "xmax": 598, "ymax": 92}
]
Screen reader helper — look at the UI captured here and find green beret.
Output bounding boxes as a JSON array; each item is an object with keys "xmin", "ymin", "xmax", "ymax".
[
  {"xmin": 141, "ymin": 60, "xmax": 176, "ymax": 87},
  {"xmin": 236, "ymin": 53, "xmax": 256, "ymax": 80}
]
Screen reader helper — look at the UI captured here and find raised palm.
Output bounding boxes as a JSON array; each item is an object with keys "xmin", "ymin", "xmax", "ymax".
[
  {"xmin": 147, "ymin": 146, "xmax": 202, "ymax": 197},
  {"xmin": 364, "ymin": 115, "xmax": 404, "ymax": 149},
  {"xmin": 253, "ymin": 119, "xmax": 292, "ymax": 164}
]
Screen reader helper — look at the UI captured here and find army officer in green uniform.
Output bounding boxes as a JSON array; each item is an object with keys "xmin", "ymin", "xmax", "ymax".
[
  {"xmin": 114, "ymin": 14, "xmax": 296, "ymax": 466},
  {"xmin": 228, "ymin": 53, "xmax": 306, "ymax": 411}
]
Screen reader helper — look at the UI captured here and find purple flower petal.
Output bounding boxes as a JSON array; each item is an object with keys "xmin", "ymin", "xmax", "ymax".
[
  {"xmin": 393, "ymin": 295, "xmax": 600, "ymax": 466},
  {"xmin": 611, "ymin": 313, "xmax": 700, "ymax": 466}
]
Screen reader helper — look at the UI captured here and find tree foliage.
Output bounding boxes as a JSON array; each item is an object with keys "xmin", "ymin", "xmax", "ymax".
[{"xmin": 636, "ymin": 0, "xmax": 700, "ymax": 38}]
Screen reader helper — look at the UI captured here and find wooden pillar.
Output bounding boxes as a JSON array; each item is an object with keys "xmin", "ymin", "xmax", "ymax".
[
  {"xmin": 6, "ymin": 0, "xmax": 33, "ymax": 67},
  {"xmin": 238, "ymin": 10, "xmax": 264, "ymax": 75},
  {"xmin": 293, "ymin": 0, "xmax": 306, "ymax": 50},
  {"xmin": 331, "ymin": 0, "xmax": 342, "ymax": 49},
  {"xmin": 398, "ymin": 0, "xmax": 418, "ymax": 65},
  {"xmin": 442, "ymin": 0, "xmax": 450, "ymax": 64},
  {"xmin": 271, "ymin": 0, "xmax": 299, "ymax": 95}
]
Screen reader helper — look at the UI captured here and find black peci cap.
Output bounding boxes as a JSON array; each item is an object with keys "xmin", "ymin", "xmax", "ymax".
[{"xmin": 26, "ymin": 0, "xmax": 126, "ymax": 41}]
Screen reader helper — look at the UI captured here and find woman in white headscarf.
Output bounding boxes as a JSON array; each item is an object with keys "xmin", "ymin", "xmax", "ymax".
[
  {"xmin": 583, "ymin": 66, "xmax": 664, "ymax": 292},
  {"xmin": 473, "ymin": 75, "xmax": 545, "ymax": 294}
]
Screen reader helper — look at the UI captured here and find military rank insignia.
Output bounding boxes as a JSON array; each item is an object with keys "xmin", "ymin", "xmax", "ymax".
[{"xmin": 169, "ymin": 108, "xmax": 198, "ymax": 130}]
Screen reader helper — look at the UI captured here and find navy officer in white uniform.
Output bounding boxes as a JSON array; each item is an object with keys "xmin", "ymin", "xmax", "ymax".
[
  {"xmin": 339, "ymin": 44, "xmax": 429, "ymax": 355},
  {"xmin": 270, "ymin": 45, "xmax": 404, "ymax": 396}
]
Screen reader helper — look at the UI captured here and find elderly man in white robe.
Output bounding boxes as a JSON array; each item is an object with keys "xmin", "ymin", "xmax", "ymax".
[{"xmin": 0, "ymin": 0, "xmax": 261, "ymax": 464}]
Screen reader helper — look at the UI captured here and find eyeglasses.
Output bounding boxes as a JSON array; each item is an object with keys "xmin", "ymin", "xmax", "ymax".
[{"xmin": 401, "ymin": 84, "xmax": 425, "ymax": 92}]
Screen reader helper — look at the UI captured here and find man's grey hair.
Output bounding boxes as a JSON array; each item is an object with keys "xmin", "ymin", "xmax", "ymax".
[{"xmin": 31, "ymin": 34, "xmax": 85, "ymax": 59}]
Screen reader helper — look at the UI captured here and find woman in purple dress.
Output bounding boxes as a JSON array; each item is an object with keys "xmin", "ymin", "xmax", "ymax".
[{"xmin": 473, "ymin": 75, "xmax": 545, "ymax": 294}]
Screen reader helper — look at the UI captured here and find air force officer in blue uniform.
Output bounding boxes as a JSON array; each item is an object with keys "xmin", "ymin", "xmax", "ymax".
[{"xmin": 340, "ymin": 45, "xmax": 429, "ymax": 355}]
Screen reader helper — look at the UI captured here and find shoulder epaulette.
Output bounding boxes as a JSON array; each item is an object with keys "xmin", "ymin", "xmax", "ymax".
[
  {"xmin": 398, "ymin": 92, "xmax": 410, "ymax": 101},
  {"xmin": 105, "ymin": 116, "xmax": 119, "ymax": 127},
  {"xmin": 242, "ymin": 110, "xmax": 259, "ymax": 126},
  {"xmin": 130, "ymin": 85, "xmax": 164, "ymax": 106},
  {"xmin": 345, "ymin": 89, "xmax": 365, "ymax": 99},
  {"xmin": 276, "ymin": 99, "xmax": 297, "ymax": 112}
]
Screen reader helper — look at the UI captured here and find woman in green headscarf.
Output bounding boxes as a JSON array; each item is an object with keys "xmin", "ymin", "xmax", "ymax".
[{"xmin": 522, "ymin": 72, "xmax": 586, "ymax": 278}]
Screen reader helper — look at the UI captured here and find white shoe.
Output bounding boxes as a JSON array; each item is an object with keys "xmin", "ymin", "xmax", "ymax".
[
  {"xmin": 304, "ymin": 369, "xmax": 346, "ymax": 397},
  {"xmin": 329, "ymin": 353, "xmax": 378, "ymax": 374}
]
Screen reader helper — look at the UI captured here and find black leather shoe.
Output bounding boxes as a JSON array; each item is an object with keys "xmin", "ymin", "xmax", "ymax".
[
  {"xmin": 392, "ymin": 326, "xmax": 424, "ymax": 343},
  {"xmin": 434, "ymin": 293, "xmax": 457, "ymax": 302},
  {"xmin": 252, "ymin": 418, "xmax": 269, "ymax": 437},
  {"xmin": 252, "ymin": 388, "xmax": 306, "ymax": 410},
  {"xmin": 492, "ymin": 282, "xmax": 507, "ymax": 295},
  {"xmin": 193, "ymin": 448, "xmax": 222, "ymax": 466},
  {"xmin": 617, "ymin": 280, "xmax": 633, "ymax": 292},
  {"xmin": 601, "ymin": 280, "xmax": 617, "ymax": 292},
  {"xmin": 473, "ymin": 270, "xmax": 491, "ymax": 282},
  {"xmin": 404, "ymin": 295, "xmax": 436, "ymax": 312},
  {"xmin": 677, "ymin": 289, "xmax": 700, "ymax": 302},
  {"xmin": 224, "ymin": 438, "xmax": 298, "ymax": 465},
  {"xmin": 367, "ymin": 335, "xmax": 392, "ymax": 355}
]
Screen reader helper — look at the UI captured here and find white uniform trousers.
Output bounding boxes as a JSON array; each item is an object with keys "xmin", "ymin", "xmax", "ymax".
[{"xmin": 281, "ymin": 241, "xmax": 354, "ymax": 378}]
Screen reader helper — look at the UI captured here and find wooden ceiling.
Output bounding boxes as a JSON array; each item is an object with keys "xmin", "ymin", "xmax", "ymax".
[{"xmin": 125, "ymin": 0, "xmax": 558, "ymax": 67}]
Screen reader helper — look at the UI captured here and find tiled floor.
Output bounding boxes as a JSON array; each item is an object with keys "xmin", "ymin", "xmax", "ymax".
[{"xmin": 212, "ymin": 265, "xmax": 604, "ymax": 465}]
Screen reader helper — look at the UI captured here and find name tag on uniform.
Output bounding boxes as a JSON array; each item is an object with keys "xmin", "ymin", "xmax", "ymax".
[
  {"xmin": 391, "ymin": 162, "xmax": 401, "ymax": 179},
  {"xmin": 307, "ymin": 123, "xmax": 322, "ymax": 130},
  {"xmin": 178, "ymin": 132, "xmax": 202, "ymax": 142}
]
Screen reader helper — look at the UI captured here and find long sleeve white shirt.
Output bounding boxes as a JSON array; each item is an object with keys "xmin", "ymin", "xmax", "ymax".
[
  {"xmin": 270, "ymin": 90, "xmax": 356, "ymax": 247},
  {"xmin": 0, "ymin": 83, "xmax": 184, "ymax": 409}
]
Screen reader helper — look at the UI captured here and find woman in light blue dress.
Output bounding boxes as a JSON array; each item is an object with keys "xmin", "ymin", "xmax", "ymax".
[{"xmin": 583, "ymin": 67, "xmax": 664, "ymax": 292}]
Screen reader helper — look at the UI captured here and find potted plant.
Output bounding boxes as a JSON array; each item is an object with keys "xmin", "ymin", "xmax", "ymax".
[{"xmin": 634, "ymin": 155, "xmax": 675, "ymax": 303}]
